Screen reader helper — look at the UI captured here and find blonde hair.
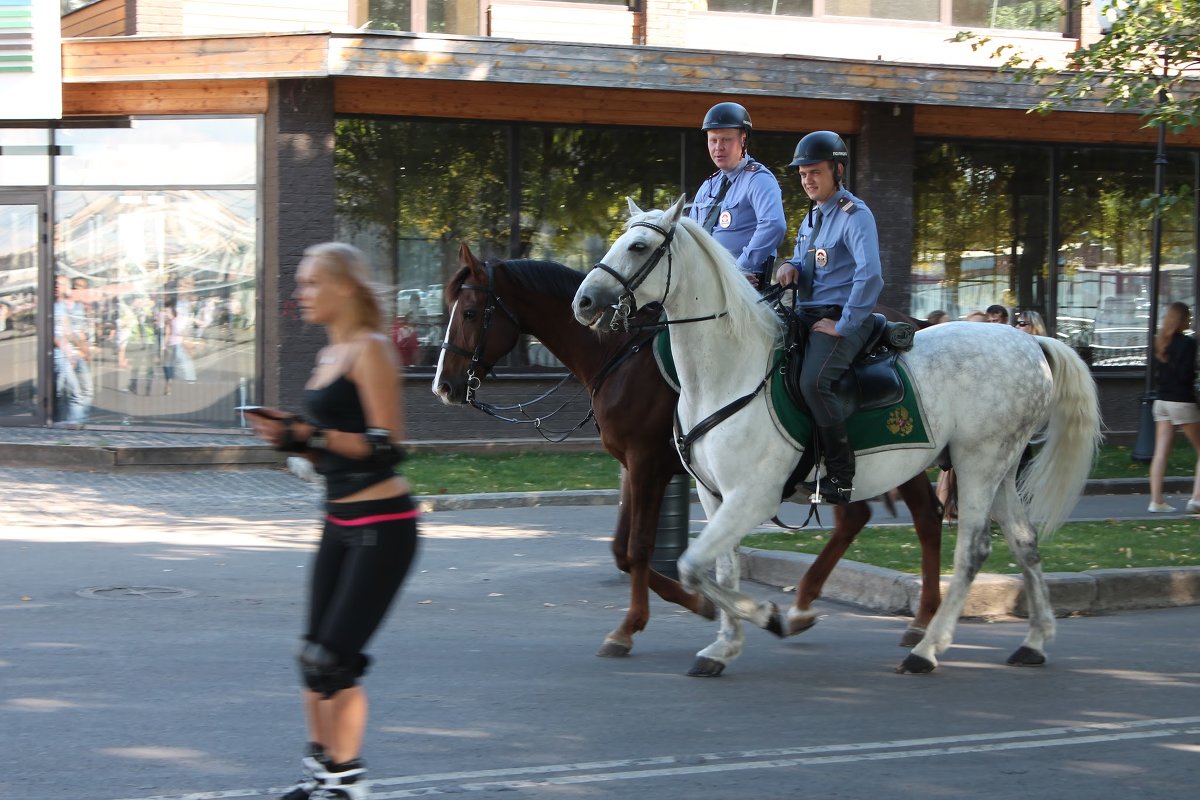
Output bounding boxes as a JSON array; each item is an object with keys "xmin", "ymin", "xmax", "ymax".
[
  {"xmin": 1154, "ymin": 301, "xmax": 1191, "ymax": 363},
  {"xmin": 303, "ymin": 242, "xmax": 384, "ymax": 332},
  {"xmin": 1019, "ymin": 310, "xmax": 1047, "ymax": 336}
]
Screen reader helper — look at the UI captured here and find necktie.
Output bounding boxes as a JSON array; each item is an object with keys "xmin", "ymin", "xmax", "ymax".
[
  {"xmin": 702, "ymin": 175, "xmax": 732, "ymax": 233},
  {"xmin": 798, "ymin": 207, "xmax": 824, "ymax": 301}
]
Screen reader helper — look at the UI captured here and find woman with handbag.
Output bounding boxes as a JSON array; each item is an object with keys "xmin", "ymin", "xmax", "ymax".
[{"xmin": 1148, "ymin": 301, "xmax": 1200, "ymax": 514}]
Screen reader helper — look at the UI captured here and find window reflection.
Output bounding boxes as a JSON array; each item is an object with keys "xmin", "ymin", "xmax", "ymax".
[
  {"xmin": 913, "ymin": 140, "xmax": 1197, "ymax": 367},
  {"xmin": 53, "ymin": 189, "xmax": 258, "ymax": 427},
  {"xmin": 334, "ymin": 118, "xmax": 806, "ymax": 373},
  {"xmin": 1057, "ymin": 147, "xmax": 1196, "ymax": 366},
  {"xmin": 56, "ymin": 118, "xmax": 257, "ymax": 186},
  {"xmin": 0, "ymin": 204, "xmax": 39, "ymax": 418},
  {"xmin": 0, "ymin": 128, "xmax": 51, "ymax": 186}
]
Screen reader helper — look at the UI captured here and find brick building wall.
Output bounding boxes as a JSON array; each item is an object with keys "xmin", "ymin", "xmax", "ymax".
[
  {"xmin": 857, "ymin": 102, "xmax": 915, "ymax": 316},
  {"xmin": 263, "ymin": 78, "xmax": 336, "ymax": 409}
]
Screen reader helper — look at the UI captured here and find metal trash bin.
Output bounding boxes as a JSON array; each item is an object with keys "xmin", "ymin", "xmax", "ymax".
[
  {"xmin": 619, "ymin": 468, "xmax": 692, "ymax": 580},
  {"xmin": 1131, "ymin": 392, "xmax": 1157, "ymax": 463}
]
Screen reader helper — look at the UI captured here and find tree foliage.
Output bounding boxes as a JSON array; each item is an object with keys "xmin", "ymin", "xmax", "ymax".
[{"xmin": 954, "ymin": 0, "xmax": 1200, "ymax": 132}]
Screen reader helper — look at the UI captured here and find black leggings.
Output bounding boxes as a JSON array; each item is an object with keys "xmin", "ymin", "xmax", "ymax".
[{"xmin": 305, "ymin": 494, "xmax": 419, "ymax": 679}]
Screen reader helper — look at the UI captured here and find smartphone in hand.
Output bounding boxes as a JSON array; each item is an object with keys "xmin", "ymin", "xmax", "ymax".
[{"xmin": 236, "ymin": 405, "xmax": 283, "ymax": 419}]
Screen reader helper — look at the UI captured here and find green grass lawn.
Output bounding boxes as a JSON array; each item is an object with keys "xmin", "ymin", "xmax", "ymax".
[
  {"xmin": 742, "ymin": 519, "xmax": 1200, "ymax": 574},
  {"xmin": 403, "ymin": 442, "xmax": 1192, "ymax": 497}
]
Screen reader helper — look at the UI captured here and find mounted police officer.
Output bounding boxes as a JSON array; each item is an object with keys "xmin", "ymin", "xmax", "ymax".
[
  {"xmin": 688, "ymin": 102, "xmax": 787, "ymax": 290},
  {"xmin": 775, "ymin": 131, "xmax": 884, "ymax": 505}
]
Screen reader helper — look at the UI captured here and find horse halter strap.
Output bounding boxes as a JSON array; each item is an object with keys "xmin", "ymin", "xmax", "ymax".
[
  {"xmin": 440, "ymin": 263, "xmax": 519, "ymax": 404},
  {"xmin": 591, "ymin": 220, "xmax": 676, "ymax": 330}
]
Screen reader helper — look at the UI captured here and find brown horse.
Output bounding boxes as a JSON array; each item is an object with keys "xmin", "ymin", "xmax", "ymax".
[{"xmin": 433, "ymin": 244, "xmax": 942, "ymax": 661}]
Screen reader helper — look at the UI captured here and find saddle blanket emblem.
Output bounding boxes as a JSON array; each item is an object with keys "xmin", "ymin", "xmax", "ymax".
[{"xmin": 652, "ymin": 331, "xmax": 933, "ymax": 455}]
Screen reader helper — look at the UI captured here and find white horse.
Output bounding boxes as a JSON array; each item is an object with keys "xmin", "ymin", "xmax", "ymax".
[{"xmin": 572, "ymin": 196, "xmax": 1101, "ymax": 677}]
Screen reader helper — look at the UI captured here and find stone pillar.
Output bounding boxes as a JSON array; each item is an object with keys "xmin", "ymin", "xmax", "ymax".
[
  {"xmin": 643, "ymin": 0, "xmax": 691, "ymax": 48},
  {"xmin": 856, "ymin": 102, "xmax": 915, "ymax": 314},
  {"xmin": 262, "ymin": 78, "xmax": 336, "ymax": 407}
]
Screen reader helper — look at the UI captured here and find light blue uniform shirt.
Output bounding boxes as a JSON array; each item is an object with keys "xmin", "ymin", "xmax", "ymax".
[
  {"xmin": 786, "ymin": 188, "xmax": 884, "ymax": 336},
  {"xmin": 688, "ymin": 156, "xmax": 787, "ymax": 275}
]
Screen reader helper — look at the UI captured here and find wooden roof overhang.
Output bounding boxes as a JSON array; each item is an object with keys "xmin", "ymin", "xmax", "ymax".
[{"xmin": 59, "ymin": 31, "xmax": 1200, "ymax": 148}]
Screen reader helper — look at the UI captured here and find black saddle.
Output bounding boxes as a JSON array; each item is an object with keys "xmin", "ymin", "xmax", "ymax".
[{"xmin": 782, "ymin": 313, "xmax": 915, "ymax": 418}]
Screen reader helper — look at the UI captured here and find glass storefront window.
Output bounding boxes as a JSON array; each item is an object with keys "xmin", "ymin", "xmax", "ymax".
[
  {"xmin": 952, "ymin": 0, "xmax": 1064, "ymax": 32},
  {"xmin": 705, "ymin": 0, "xmax": 813, "ymax": 14},
  {"xmin": 826, "ymin": 0, "xmax": 938, "ymax": 22},
  {"xmin": 0, "ymin": 127, "xmax": 51, "ymax": 186},
  {"xmin": 52, "ymin": 188, "xmax": 258, "ymax": 427},
  {"xmin": 1057, "ymin": 147, "xmax": 1196, "ymax": 367},
  {"xmin": 913, "ymin": 141, "xmax": 1049, "ymax": 323},
  {"xmin": 335, "ymin": 118, "xmax": 808, "ymax": 373},
  {"xmin": 56, "ymin": 118, "xmax": 257, "ymax": 186}
]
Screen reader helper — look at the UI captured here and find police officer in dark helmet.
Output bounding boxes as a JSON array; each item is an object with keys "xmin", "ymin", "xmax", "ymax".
[
  {"xmin": 776, "ymin": 130, "xmax": 884, "ymax": 505},
  {"xmin": 688, "ymin": 102, "xmax": 787, "ymax": 289}
]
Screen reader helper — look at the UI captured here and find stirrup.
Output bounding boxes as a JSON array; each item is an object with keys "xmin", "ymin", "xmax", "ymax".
[{"xmin": 803, "ymin": 475, "xmax": 853, "ymax": 506}]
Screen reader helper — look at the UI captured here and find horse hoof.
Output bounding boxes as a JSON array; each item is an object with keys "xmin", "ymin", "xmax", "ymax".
[
  {"xmin": 786, "ymin": 609, "xmax": 818, "ymax": 637},
  {"xmin": 687, "ymin": 657, "xmax": 726, "ymax": 678},
  {"xmin": 764, "ymin": 604, "xmax": 787, "ymax": 638},
  {"xmin": 898, "ymin": 626, "xmax": 926, "ymax": 648},
  {"xmin": 696, "ymin": 595, "xmax": 718, "ymax": 621},
  {"xmin": 1006, "ymin": 646, "xmax": 1046, "ymax": 667},
  {"xmin": 596, "ymin": 640, "xmax": 632, "ymax": 658},
  {"xmin": 896, "ymin": 653, "xmax": 937, "ymax": 674}
]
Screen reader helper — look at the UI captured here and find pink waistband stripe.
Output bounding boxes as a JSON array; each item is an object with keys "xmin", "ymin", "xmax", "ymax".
[{"xmin": 325, "ymin": 509, "xmax": 420, "ymax": 526}]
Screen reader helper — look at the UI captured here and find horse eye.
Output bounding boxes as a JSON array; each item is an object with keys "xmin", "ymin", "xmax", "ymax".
[
  {"xmin": 463, "ymin": 309, "xmax": 477, "ymax": 321},
  {"xmin": 630, "ymin": 241, "xmax": 647, "ymax": 252}
]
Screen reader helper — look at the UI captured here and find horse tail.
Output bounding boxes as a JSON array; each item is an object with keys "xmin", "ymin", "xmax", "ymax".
[{"xmin": 1019, "ymin": 336, "xmax": 1103, "ymax": 539}]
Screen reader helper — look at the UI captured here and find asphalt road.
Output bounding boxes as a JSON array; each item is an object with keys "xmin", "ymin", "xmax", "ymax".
[{"xmin": 2, "ymin": 468, "xmax": 1198, "ymax": 800}]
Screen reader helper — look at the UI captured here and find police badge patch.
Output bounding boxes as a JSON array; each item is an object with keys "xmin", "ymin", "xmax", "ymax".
[{"xmin": 815, "ymin": 248, "xmax": 828, "ymax": 267}]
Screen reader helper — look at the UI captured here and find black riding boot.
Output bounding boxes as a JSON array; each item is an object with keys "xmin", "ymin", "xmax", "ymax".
[{"xmin": 804, "ymin": 424, "xmax": 855, "ymax": 506}]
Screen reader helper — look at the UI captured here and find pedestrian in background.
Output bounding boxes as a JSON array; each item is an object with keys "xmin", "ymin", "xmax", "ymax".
[
  {"xmin": 1148, "ymin": 301, "xmax": 1200, "ymax": 514},
  {"xmin": 1016, "ymin": 310, "xmax": 1047, "ymax": 336},
  {"xmin": 985, "ymin": 304, "xmax": 1009, "ymax": 324},
  {"xmin": 245, "ymin": 242, "xmax": 419, "ymax": 799},
  {"xmin": 926, "ymin": 309, "xmax": 949, "ymax": 325}
]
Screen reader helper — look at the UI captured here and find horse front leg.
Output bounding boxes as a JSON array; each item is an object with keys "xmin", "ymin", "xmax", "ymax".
[
  {"xmin": 598, "ymin": 476, "xmax": 650, "ymax": 657},
  {"xmin": 786, "ymin": 500, "xmax": 871, "ymax": 636},
  {"xmin": 598, "ymin": 466, "xmax": 713, "ymax": 658},
  {"xmin": 688, "ymin": 551, "xmax": 745, "ymax": 678},
  {"xmin": 678, "ymin": 498, "xmax": 786, "ymax": 642},
  {"xmin": 896, "ymin": 473, "xmax": 944, "ymax": 648}
]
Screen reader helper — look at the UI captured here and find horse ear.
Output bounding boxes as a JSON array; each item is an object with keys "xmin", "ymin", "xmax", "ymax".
[
  {"xmin": 458, "ymin": 241, "xmax": 481, "ymax": 269},
  {"xmin": 626, "ymin": 196, "xmax": 643, "ymax": 216},
  {"xmin": 666, "ymin": 194, "xmax": 687, "ymax": 224}
]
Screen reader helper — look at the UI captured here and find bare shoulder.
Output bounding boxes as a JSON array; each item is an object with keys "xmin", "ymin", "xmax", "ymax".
[{"xmin": 351, "ymin": 333, "xmax": 401, "ymax": 378}]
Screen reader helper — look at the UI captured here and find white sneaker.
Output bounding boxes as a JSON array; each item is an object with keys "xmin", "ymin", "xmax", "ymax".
[
  {"xmin": 1148, "ymin": 501, "xmax": 1176, "ymax": 513},
  {"xmin": 1187, "ymin": 499, "xmax": 1200, "ymax": 514}
]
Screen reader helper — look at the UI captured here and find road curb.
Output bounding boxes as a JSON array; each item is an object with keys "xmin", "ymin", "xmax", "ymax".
[{"xmin": 737, "ymin": 548, "xmax": 1200, "ymax": 619}]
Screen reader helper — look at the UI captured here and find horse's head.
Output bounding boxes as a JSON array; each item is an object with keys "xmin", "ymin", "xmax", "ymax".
[
  {"xmin": 573, "ymin": 195, "xmax": 687, "ymax": 331},
  {"xmin": 433, "ymin": 242, "xmax": 523, "ymax": 405}
]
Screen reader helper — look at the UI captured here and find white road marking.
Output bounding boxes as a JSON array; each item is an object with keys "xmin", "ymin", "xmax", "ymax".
[{"xmin": 109, "ymin": 716, "xmax": 1200, "ymax": 800}]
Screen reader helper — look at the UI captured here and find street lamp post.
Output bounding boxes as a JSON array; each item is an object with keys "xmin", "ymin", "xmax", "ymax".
[{"xmin": 1132, "ymin": 51, "xmax": 1171, "ymax": 462}]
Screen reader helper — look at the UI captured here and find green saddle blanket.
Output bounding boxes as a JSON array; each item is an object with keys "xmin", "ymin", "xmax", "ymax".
[{"xmin": 654, "ymin": 330, "xmax": 933, "ymax": 455}]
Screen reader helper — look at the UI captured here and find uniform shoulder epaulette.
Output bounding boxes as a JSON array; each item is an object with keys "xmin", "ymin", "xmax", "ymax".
[
  {"xmin": 746, "ymin": 161, "xmax": 760, "ymax": 171},
  {"xmin": 836, "ymin": 195, "xmax": 858, "ymax": 215}
]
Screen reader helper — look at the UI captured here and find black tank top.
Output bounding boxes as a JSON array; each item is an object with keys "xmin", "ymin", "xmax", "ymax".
[{"xmin": 304, "ymin": 375, "xmax": 396, "ymax": 501}]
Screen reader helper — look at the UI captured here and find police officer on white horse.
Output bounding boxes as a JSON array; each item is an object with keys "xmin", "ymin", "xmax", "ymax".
[
  {"xmin": 775, "ymin": 131, "xmax": 884, "ymax": 505},
  {"xmin": 688, "ymin": 102, "xmax": 787, "ymax": 290}
]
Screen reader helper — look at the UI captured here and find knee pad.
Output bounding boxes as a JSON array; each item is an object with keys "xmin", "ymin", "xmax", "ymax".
[{"xmin": 298, "ymin": 642, "xmax": 362, "ymax": 698}]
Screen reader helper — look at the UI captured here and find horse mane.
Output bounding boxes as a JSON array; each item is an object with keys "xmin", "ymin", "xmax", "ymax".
[
  {"xmin": 493, "ymin": 259, "xmax": 584, "ymax": 300},
  {"xmin": 629, "ymin": 210, "xmax": 781, "ymax": 348}
]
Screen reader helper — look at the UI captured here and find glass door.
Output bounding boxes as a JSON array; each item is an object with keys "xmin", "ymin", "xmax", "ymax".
[{"xmin": 0, "ymin": 194, "xmax": 45, "ymax": 424}]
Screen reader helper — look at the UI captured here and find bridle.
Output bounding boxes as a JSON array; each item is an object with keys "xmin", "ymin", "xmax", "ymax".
[
  {"xmin": 440, "ymin": 262, "xmax": 521, "ymax": 406},
  {"xmin": 591, "ymin": 217, "xmax": 730, "ymax": 332},
  {"xmin": 440, "ymin": 261, "xmax": 596, "ymax": 442},
  {"xmin": 590, "ymin": 219, "xmax": 677, "ymax": 332}
]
